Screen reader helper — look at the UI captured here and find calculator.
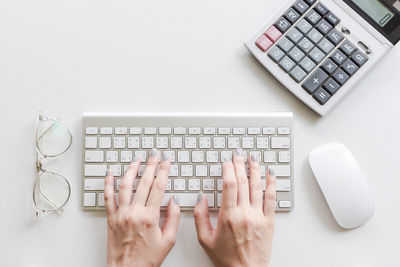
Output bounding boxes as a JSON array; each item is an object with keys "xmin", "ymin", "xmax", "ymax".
[{"xmin": 245, "ymin": 0, "xmax": 400, "ymax": 116}]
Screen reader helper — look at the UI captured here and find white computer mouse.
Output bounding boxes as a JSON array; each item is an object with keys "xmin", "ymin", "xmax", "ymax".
[{"xmin": 309, "ymin": 143, "xmax": 375, "ymax": 229}]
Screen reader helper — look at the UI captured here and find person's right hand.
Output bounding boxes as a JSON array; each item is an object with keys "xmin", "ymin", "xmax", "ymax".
[{"xmin": 194, "ymin": 149, "xmax": 276, "ymax": 267}]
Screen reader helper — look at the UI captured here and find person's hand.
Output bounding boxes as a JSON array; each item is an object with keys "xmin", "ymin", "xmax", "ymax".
[
  {"xmin": 105, "ymin": 149, "xmax": 181, "ymax": 267},
  {"xmin": 194, "ymin": 149, "xmax": 276, "ymax": 267}
]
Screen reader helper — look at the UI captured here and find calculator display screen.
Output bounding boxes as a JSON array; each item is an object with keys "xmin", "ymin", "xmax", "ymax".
[{"xmin": 351, "ymin": 0, "xmax": 394, "ymax": 27}]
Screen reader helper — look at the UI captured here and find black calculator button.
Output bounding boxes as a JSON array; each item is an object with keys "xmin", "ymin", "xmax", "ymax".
[
  {"xmin": 304, "ymin": 0, "xmax": 316, "ymax": 5},
  {"xmin": 321, "ymin": 58, "xmax": 338, "ymax": 75},
  {"xmin": 339, "ymin": 40, "xmax": 357, "ymax": 56},
  {"xmin": 293, "ymin": 0, "xmax": 310, "ymax": 14},
  {"xmin": 316, "ymin": 19, "xmax": 333, "ymax": 35},
  {"xmin": 351, "ymin": 50, "xmax": 369, "ymax": 66},
  {"xmin": 342, "ymin": 59, "xmax": 359, "ymax": 76},
  {"xmin": 326, "ymin": 29, "xmax": 344, "ymax": 45},
  {"xmin": 275, "ymin": 17, "xmax": 292, "ymax": 33},
  {"xmin": 323, "ymin": 78, "xmax": 341, "ymax": 95},
  {"xmin": 330, "ymin": 49, "xmax": 347, "ymax": 65},
  {"xmin": 305, "ymin": 10, "xmax": 322, "ymax": 25},
  {"xmin": 314, "ymin": 3, "xmax": 329, "ymax": 16},
  {"xmin": 326, "ymin": 12, "xmax": 340, "ymax": 26},
  {"xmin": 284, "ymin": 8, "xmax": 301, "ymax": 24},
  {"xmin": 302, "ymin": 68, "xmax": 329, "ymax": 94},
  {"xmin": 332, "ymin": 69, "xmax": 350, "ymax": 85},
  {"xmin": 313, "ymin": 88, "xmax": 331, "ymax": 105}
]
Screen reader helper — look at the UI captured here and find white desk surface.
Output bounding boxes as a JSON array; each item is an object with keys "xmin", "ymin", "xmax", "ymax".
[{"xmin": 1, "ymin": 0, "xmax": 399, "ymax": 266}]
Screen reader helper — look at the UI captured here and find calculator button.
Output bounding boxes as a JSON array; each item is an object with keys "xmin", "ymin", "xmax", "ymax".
[
  {"xmin": 313, "ymin": 88, "xmax": 331, "ymax": 105},
  {"xmin": 298, "ymin": 37, "xmax": 314, "ymax": 53},
  {"xmin": 305, "ymin": 10, "xmax": 322, "ymax": 25},
  {"xmin": 314, "ymin": 3, "xmax": 329, "ymax": 16},
  {"xmin": 318, "ymin": 38, "xmax": 334, "ymax": 54},
  {"xmin": 288, "ymin": 47, "xmax": 305, "ymax": 63},
  {"xmin": 296, "ymin": 19, "xmax": 313, "ymax": 34},
  {"xmin": 339, "ymin": 40, "xmax": 357, "ymax": 56},
  {"xmin": 299, "ymin": 57, "xmax": 316, "ymax": 73},
  {"xmin": 286, "ymin": 28, "xmax": 303, "ymax": 43},
  {"xmin": 321, "ymin": 58, "xmax": 338, "ymax": 75},
  {"xmin": 309, "ymin": 47, "xmax": 325, "ymax": 63},
  {"xmin": 304, "ymin": 0, "xmax": 316, "ymax": 5},
  {"xmin": 256, "ymin": 35, "xmax": 273, "ymax": 52},
  {"xmin": 326, "ymin": 12, "xmax": 340, "ymax": 26},
  {"xmin": 332, "ymin": 69, "xmax": 350, "ymax": 85},
  {"xmin": 351, "ymin": 50, "xmax": 368, "ymax": 66},
  {"xmin": 284, "ymin": 8, "xmax": 301, "ymax": 23},
  {"xmin": 316, "ymin": 19, "xmax": 333, "ymax": 35},
  {"xmin": 277, "ymin": 37, "xmax": 294, "ymax": 52},
  {"xmin": 268, "ymin": 46, "xmax": 285, "ymax": 62},
  {"xmin": 302, "ymin": 68, "xmax": 329, "ymax": 94},
  {"xmin": 307, "ymin": 28, "xmax": 323, "ymax": 44},
  {"xmin": 342, "ymin": 59, "xmax": 359, "ymax": 76},
  {"xmin": 279, "ymin": 56, "xmax": 296, "ymax": 73},
  {"xmin": 327, "ymin": 29, "xmax": 344, "ymax": 45},
  {"xmin": 265, "ymin": 26, "xmax": 282, "ymax": 43},
  {"xmin": 293, "ymin": 0, "xmax": 310, "ymax": 14},
  {"xmin": 330, "ymin": 49, "xmax": 347, "ymax": 65},
  {"xmin": 275, "ymin": 17, "xmax": 292, "ymax": 33},
  {"xmin": 289, "ymin": 66, "xmax": 307, "ymax": 83},
  {"xmin": 323, "ymin": 78, "xmax": 341, "ymax": 95}
]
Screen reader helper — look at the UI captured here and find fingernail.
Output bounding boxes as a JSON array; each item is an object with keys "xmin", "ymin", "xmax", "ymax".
[
  {"xmin": 251, "ymin": 154, "xmax": 257, "ymax": 162},
  {"xmin": 236, "ymin": 148, "xmax": 243, "ymax": 157},
  {"xmin": 197, "ymin": 192, "xmax": 203, "ymax": 203},
  {"xmin": 106, "ymin": 169, "xmax": 112, "ymax": 176},
  {"xmin": 269, "ymin": 168, "xmax": 275, "ymax": 176},
  {"xmin": 150, "ymin": 148, "xmax": 157, "ymax": 157},
  {"xmin": 133, "ymin": 156, "xmax": 139, "ymax": 162},
  {"xmin": 173, "ymin": 194, "xmax": 180, "ymax": 205}
]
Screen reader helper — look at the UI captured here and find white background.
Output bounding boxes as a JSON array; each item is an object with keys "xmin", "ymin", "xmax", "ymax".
[{"xmin": 1, "ymin": 0, "xmax": 399, "ymax": 266}]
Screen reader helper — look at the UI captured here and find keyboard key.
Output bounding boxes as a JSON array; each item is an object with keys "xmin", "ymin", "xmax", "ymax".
[
  {"xmin": 321, "ymin": 58, "xmax": 338, "ymax": 75},
  {"xmin": 317, "ymin": 38, "xmax": 334, "ymax": 54},
  {"xmin": 213, "ymin": 137, "xmax": 226, "ymax": 148},
  {"xmin": 85, "ymin": 136, "xmax": 97, "ymax": 149},
  {"xmin": 342, "ymin": 59, "xmax": 359, "ymax": 76},
  {"xmin": 284, "ymin": 8, "xmax": 300, "ymax": 23},
  {"xmin": 278, "ymin": 127, "xmax": 291, "ymax": 135},
  {"xmin": 162, "ymin": 193, "xmax": 215, "ymax": 208},
  {"xmin": 279, "ymin": 56, "xmax": 296, "ymax": 73},
  {"xmin": 159, "ymin": 127, "xmax": 172, "ymax": 135},
  {"xmin": 304, "ymin": 0, "xmax": 316, "ymax": 4},
  {"xmin": 296, "ymin": 19, "xmax": 313, "ymax": 34},
  {"xmin": 274, "ymin": 17, "xmax": 292, "ymax": 33},
  {"xmin": 83, "ymin": 192, "xmax": 96, "ymax": 207},
  {"xmin": 242, "ymin": 137, "xmax": 255, "ymax": 148},
  {"xmin": 277, "ymin": 179, "xmax": 291, "ymax": 191},
  {"xmin": 192, "ymin": 151, "xmax": 204, "ymax": 162},
  {"xmin": 339, "ymin": 40, "xmax": 357, "ymax": 56},
  {"xmin": 100, "ymin": 127, "xmax": 113, "ymax": 135},
  {"xmin": 199, "ymin": 136, "xmax": 211, "ymax": 148},
  {"xmin": 278, "ymin": 151, "xmax": 291, "ymax": 162},
  {"xmin": 248, "ymin": 127, "xmax": 261, "ymax": 135},
  {"xmin": 174, "ymin": 127, "xmax": 187, "ymax": 135},
  {"xmin": 302, "ymin": 68, "xmax": 329, "ymax": 94},
  {"xmin": 309, "ymin": 47, "xmax": 325, "ymax": 63},
  {"xmin": 174, "ymin": 179, "xmax": 186, "ymax": 191},
  {"xmin": 171, "ymin": 137, "xmax": 183, "ymax": 148},
  {"xmin": 288, "ymin": 47, "xmax": 305, "ymax": 63},
  {"xmin": 330, "ymin": 49, "xmax": 347, "ymax": 65},
  {"xmin": 307, "ymin": 28, "xmax": 323, "ymax": 44},
  {"xmin": 323, "ymin": 78, "xmax": 341, "ymax": 95},
  {"xmin": 327, "ymin": 29, "xmax": 344, "ymax": 45},
  {"xmin": 210, "ymin": 164, "xmax": 222, "ymax": 176},
  {"xmin": 113, "ymin": 137, "xmax": 126, "ymax": 148},
  {"xmin": 188, "ymin": 127, "xmax": 201, "ymax": 135},
  {"xmin": 298, "ymin": 37, "xmax": 314, "ymax": 53},
  {"xmin": 100, "ymin": 137, "xmax": 112, "ymax": 149},
  {"xmin": 299, "ymin": 57, "xmax": 316, "ymax": 73},
  {"xmin": 203, "ymin": 179, "xmax": 215, "ymax": 191},
  {"xmin": 313, "ymin": 88, "xmax": 331, "ymax": 105},
  {"xmin": 115, "ymin": 127, "xmax": 127, "ymax": 135},
  {"xmin": 221, "ymin": 151, "xmax": 233, "ymax": 162},
  {"xmin": 98, "ymin": 193, "xmax": 105, "ymax": 207},
  {"xmin": 129, "ymin": 127, "xmax": 142, "ymax": 135},
  {"xmin": 268, "ymin": 165, "xmax": 291, "ymax": 176},
  {"xmin": 293, "ymin": 0, "xmax": 310, "ymax": 14},
  {"xmin": 156, "ymin": 137, "xmax": 169, "ymax": 148},
  {"xmin": 277, "ymin": 37, "xmax": 294, "ymax": 52},
  {"xmin": 228, "ymin": 137, "xmax": 240, "ymax": 148},
  {"xmin": 203, "ymin": 127, "xmax": 216, "ymax": 135},
  {"xmin": 271, "ymin": 137, "xmax": 291, "ymax": 149},
  {"xmin": 316, "ymin": 19, "xmax": 332, "ymax": 35},
  {"xmin": 279, "ymin": 200, "xmax": 292, "ymax": 208},
  {"xmin": 85, "ymin": 151, "xmax": 104, "ymax": 163},
  {"xmin": 351, "ymin": 50, "xmax": 368, "ymax": 66},
  {"xmin": 217, "ymin": 127, "xmax": 231, "ymax": 135},
  {"xmin": 314, "ymin": 3, "xmax": 329, "ymax": 15},
  {"xmin": 144, "ymin": 127, "xmax": 157, "ymax": 135},
  {"xmin": 196, "ymin": 165, "xmax": 208, "ymax": 176},
  {"xmin": 305, "ymin": 10, "xmax": 322, "ymax": 25},
  {"xmin": 268, "ymin": 46, "xmax": 285, "ymax": 62},
  {"xmin": 109, "ymin": 164, "xmax": 122, "ymax": 177},
  {"xmin": 85, "ymin": 127, "xmax": 98, "ymax": 135},
  {"xmin": 326, "ymin": 12, "xmax": 340, "ymax": 26},
  {"xmin": 181, "ymin": 165, "xmax": 193, "ymax": 176},
  {"xmin": 332, "ymin": 69, "xmax": 350, "ymax": 85},
  {"xmin": 265, "ymin": 26, "xmax": 282, "ymax": 43},
  {"xmin": 84, "ymin": 164, "xmax": 107, "ymax": 176},
  {"xmin": 188, "ymin": 179, "xmax": 201, "ymax": 191},
  {"xmin": 264, "ymin": 151, "xmax": 276, "ymax": 163},
  {"xmin": 141, "ymin": 137, "xmax": 154, "ymax": 148},
  {"xmin": 185, "ymin": 137, "xmax": 197, "ymax": 149},
  {"xmin": 286, "ymin": 28, "xmax": 303, "ymax": 43},
  {"xmin": 169, "ymin": 165, "xmax": 179, "ymax": 176},
  {"xmin": 106, "ymin": 151, "xmax": 119, "ymax": 162},
  {"xmin": 233, "ymin": 127, "xmax": 246, "ymax": 135},
  {"xmin": 263, "ymin": 127, "xmax": 275, "ymax": 135},
  {"xmin": 289, "ymin": 66, "xmax": 307, "ymax": 83}
]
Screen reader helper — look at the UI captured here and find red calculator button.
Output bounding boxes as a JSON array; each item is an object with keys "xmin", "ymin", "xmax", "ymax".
[
  {"xmin": 265, "ymin": 26, "xmax": 282, "ymax": 43},
  {"xmin": 255, "ymin": 34, "xmax": 273, "ymax": 52}
]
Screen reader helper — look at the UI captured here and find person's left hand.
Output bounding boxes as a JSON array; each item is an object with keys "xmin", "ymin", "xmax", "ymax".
[{"xmin": 105, "ymin": 149, "xmax": 181, "ymax": 267}]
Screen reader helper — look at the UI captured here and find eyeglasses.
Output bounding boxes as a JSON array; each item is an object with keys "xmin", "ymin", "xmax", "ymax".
[{"xmin": 33, "ymin": 112, "xmax": 72, "ymax": 217}]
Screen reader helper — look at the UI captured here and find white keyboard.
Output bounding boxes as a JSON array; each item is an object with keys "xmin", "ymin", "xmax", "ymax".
[{"xmin": 82, "ymin": 112, "xmax": 294, "ymax": 211}]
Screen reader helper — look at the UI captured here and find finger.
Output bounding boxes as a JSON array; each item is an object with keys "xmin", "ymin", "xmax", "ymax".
[
  {"xmin": 249, "ymin": 154, "xmax": 263, "ymax": 209},
  {"xmin": 118, "ymin": 158, "xmax": 140, "ymax": 207},
  {"xmin": 194, "ymin": 193, "xmax": 213, "ymax": 247},
  {"xmin": 221, "ymin": 160, "xmax": 237, "ymax": 210},
  {"xmin": 162, "ymin": 196, "xmax": 181, "ymax": 248},
  {"xmin": 104, "ymin": 169, "xmax": 116, "ymax": 216},
  {"xmin": 132, "ymin": 148, "xmax": 159, "ymax": 207},
  {"xmin": 233, "ymin": 149, "xmax": 250, "ymax": 206},
  {"xmin": 147, "ymin": 153, "xmax": 171, "ymax": 210},
  {"xmin": 264, "ymin": 168, "xmax": 277, "ymax": 218}
]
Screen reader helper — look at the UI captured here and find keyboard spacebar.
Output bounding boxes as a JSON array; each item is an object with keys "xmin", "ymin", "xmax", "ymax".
[{"xmin": 162, "ymin": 193, "xmax": 215, "ymax": 207}]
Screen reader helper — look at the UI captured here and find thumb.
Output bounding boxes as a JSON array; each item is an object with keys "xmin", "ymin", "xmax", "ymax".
[
  {"xmin": 193, "ymin": 193, "xmax": 213, "ymax": 247},
  {"xmin": 162, "ymin": 195, "xmax": 181, "ymax": 247}
]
